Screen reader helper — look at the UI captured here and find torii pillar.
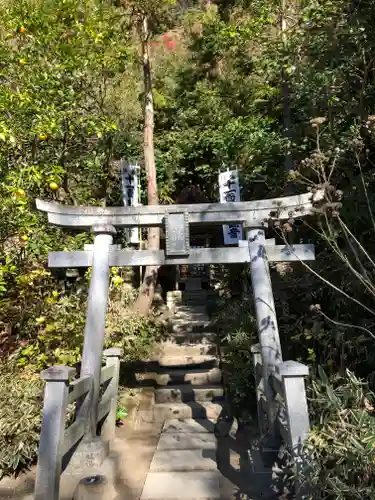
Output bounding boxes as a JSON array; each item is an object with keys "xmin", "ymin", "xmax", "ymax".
[{"xmin": 80, "ymin": 224, "xmax": 116, "ymax": 439}]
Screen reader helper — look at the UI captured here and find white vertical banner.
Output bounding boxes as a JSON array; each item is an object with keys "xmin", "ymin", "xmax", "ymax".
[
  {"xmin": 218, "ymin": 170, "xmax": 243, "ymax": 245},
  {"xmin": 121, "ymin": 161, "xmax": 140, "ymax": 244}
]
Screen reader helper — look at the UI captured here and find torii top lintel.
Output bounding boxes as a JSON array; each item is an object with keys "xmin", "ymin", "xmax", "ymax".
[{"xmin": 35, "ymin": 190, "xmax": 323, "ymax": 229}]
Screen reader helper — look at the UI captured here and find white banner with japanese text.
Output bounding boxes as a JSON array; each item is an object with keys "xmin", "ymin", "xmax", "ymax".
[
  {"xmin": 218, "ymin": 170, "xmax": 243, "ymax": 245},
  {"xmin": 121, "ymin": 161, "xmax": 140, "ymax": 244}
]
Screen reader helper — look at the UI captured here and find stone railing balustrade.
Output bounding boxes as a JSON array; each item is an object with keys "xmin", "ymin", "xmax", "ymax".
[
  {"xmin": 251, "ymin": 343, "xmax": 311, "ymax": 498},
  {"xmin": 34, "ymin": 347, "xmax": 122, "ymax": 500}
]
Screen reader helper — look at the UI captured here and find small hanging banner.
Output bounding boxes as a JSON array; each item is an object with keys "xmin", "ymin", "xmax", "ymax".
[
  {"xmin": 121, "ymin": 161, "xmax": 140, "ymax": 244},
  {"xmin": 218, "ymin": 170, "xmax": 243, "ymax": 245}
]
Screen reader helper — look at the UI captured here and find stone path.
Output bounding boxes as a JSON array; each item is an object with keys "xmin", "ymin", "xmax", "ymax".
[
  {"xmin": 137, "ymin": 278, "xmax": 278, "ymax": 500},
  {"xmin": 138, "ymin": 278, "xmax": 224, "ymax": 499},
  {"xmin": 141, "ymin": 419, "xmax": 220, "ymax": 499}
]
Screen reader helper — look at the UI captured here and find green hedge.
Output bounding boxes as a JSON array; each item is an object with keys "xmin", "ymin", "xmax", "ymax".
[{"xmin": 0, "ymin": 364, "xmax": 43, "ymax": 479}]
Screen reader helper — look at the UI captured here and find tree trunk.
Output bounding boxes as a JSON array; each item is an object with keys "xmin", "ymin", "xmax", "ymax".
[
  {"xmin": 281, "ymin": 0, "xmax": 294, "ymax": 174},
  {"xmin": 133, "ymin": 15, "xmax": 160, "ymax": 315}
]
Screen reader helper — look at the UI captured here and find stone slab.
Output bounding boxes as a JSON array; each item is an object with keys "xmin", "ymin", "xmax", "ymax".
[
  {"xmin": 163, "ymin": 419, "xmax": 216, "ymax": 434},
  {"xmin": 154, "ymin": 342, "xmax": 217, "ymax": 357},
  {"xmin": 158, "ymin": 355, "xmax": 217, "ymax": 368},
  {"xmin": 154, "ymin": 385, "xmax": 224, "ymax": 404},
  {"xmin": 140, "ymin": 471, "xmax": 220, "ymax": 499},
  {"xmin": 153, "ymin": 402, "xmax": 222, "ymax": 422},
  {"xmin": 157, "ymin": 433, "xmax": 216, "ymax": 451},
  {"xmin": 150, "ymin": 449, "xmax": 217, "ymax": 471},
  {"xmin": 137, "ymin": 367, "xmax": 221, "ymax": 387},
  {"xmin": 168, "ymin": 333, "xmax": 217, "ymax": 345}
]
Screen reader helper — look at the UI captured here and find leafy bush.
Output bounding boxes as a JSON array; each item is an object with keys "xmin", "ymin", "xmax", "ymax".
[
  {"xmin": 0, "ymin": 363, "xmax": 43, "ymax": 479},
  {"xmin": 106, "ymin": 286, "xmax": 167, "ymax": 362},
  {"xmin": 1, "ymin": 264, "xmax": 87, "ymax": 370},
  {"xmin": 300, "ymin": 368, "xmax": 375, "ymax": 499},
  {"xmin": 211, "ymin": 297, "xmax": 257, "ymax": 420}
]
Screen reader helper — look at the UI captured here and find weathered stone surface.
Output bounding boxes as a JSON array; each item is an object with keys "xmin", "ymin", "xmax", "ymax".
[
  {"xmin": 168, "ymin": 333, "xmax": 218, "ymax": 345},
  {"xmin": 153, "ymin": 402, "xmax": 223, "ymax": 422},
  {"xmin": 163, "ymin": 418, "xmax": 215, "ymax": 434},
  {"xmin": 72, "ymin": 475, "xmax": 117, "ymax": 500},
  {"xmin": 140, "ymin": 471, "xmax": 220, "ymax": 499},
  {"xmin": 64, "ymin": 438, "xmax": 107, "ymax": 473},
  {"xmin": 158, "ymin": 355, "xmax": 218, "ymax": 368},
  {"xmin": 150, "ymin": 449, "xmax": 217, "ymax": 472},
  {"xmin": 154, "ymin": 385, "xmax": 224, "ymax": 404},
  {"xmin": 154, "ymin": 342, "xmax": 217, "ymax": 357},
  {"xmin": 157, "ymin": 433, "xmax": 216, "ymax": 451},
  {"xmin": 136, "ymin": 367, "xmax": 221, "ymax": 387}
]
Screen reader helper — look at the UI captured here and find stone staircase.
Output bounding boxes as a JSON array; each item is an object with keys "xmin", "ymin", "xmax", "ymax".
[{"xmin": 139, "ymin": 278, "xmax": 225, "ymax": 499}]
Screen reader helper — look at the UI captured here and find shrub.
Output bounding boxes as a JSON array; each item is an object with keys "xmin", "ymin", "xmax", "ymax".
[
  {"xmin": 106, "ymin": 280, "xmax": 167, "ymax": 362},
  {"xmin": 211, "ymin": 297, "xmax": 257, "ymax": 420},
  {"xmin": 0, "ymin": 363, "xmax": 43, "ymax": 479},
  {"xmin": 300, "ymin": 368, "xmax": 375, "ymax": 499}
]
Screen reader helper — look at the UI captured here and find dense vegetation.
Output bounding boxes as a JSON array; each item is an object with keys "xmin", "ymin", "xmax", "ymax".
[{"xmin": 1, "ymin": 0, "xmax": 375, "ymax": 497}]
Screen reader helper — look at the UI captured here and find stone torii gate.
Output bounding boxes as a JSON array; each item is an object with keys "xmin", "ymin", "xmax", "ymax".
[{"xmin": 36, "ymin": 190, "xmax": 322, "ymax": 445}]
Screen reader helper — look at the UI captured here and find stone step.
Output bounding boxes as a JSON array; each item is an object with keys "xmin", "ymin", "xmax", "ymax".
[
  {"xmin": 167, "ymin": 332, "xmax": 218, "ymax": 345},
  {"xmin": 183, "ymin": 295, "xmax": 207, "ymax": 300},
  {"xmin": 176, "ymin": 306, "xmax": 207, "ymax": 313},
  {"xmin": 169, "ymin": 322, "xmax": 211, "ymax": 334},
  {"xmin": 183, "ymin": 302, "xmax": 209, "ymax": 308},
  {"xmin": 136, "ymin": 367, "xmax": 222, "ymax": 386},
  {"xmin": 154, "ymin": 342, "xmax": 217, "ymax": 358},
  {"xmin": 163, "ymin": 418, "xmax": 216, "ymax": 434},
  {"xmin": 150, "ymin": 449, "xmax": 217, "ymax": 472},
  {"xmin": 172, "ymin": 316, "xmax": 209, "ymax": 325},
  {"xmin": 153, "ymin": 402, "xmax": 223, "ymax": 422},
  {"xmin": 158, "ymin": 355, "xmax": 218, "ymax": 368},
  {"xmin": 157, "ymin": 433, "xmax": 216, "ymax": 451},
  {"xmin": 171, "ymin": 314, "xmax": 209, "ymax": 323},
  {"xmin": 141, "ymin": 471, "xmax": 220, "ymax": 499},
  {"xmin": 154, "ymin": 385, "xmax": 224, "ymax": 404}
]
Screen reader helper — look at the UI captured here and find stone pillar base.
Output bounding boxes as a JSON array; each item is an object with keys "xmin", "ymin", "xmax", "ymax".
[
  {"xmin": 65, "ymin": 438, "xmax": 108, "ymax": 473},
  {"xmin": 73, "ymin": 475, "xmax": 117, "ymax": 500},
  {"xmin": 60, "ymin": 439, "xmax": 115, "ymax": 500}
]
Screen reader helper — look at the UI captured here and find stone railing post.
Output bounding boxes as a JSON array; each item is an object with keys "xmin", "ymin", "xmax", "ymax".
[
  {"xmin": 34, "ymin": 366, "xmax": 76, "ymax": 500},
  {"xmin": 251, "ymin": 343, "xmax": 267, "ymax": 437},
  {"xmin": 278, "ymin": 360, "xmax": 310, "ymax": 496},
  {"xmin": 79, "ymin": 224, "xmax": 116, "ymax": 439},
  {"xmin": 246, "ymin": 228, "xmax": 283, "ymax": 440},
  {"xmin": 101, "ymin": 347, "xmax": 123, "ymax": 442}
]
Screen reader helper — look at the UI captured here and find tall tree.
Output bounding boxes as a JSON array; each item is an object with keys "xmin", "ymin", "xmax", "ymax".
[
  {"xmin": 134, "ymin": 12, "xmax": 160, "ymax": 314},
  {"xmin": 126, "ymin": 0, "xmax": 186, "ymax": 313}
]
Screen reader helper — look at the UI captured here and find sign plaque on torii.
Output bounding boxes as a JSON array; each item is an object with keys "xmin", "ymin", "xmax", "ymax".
[{"xmin": 36, "ymin": 190, "xmax": 322, "ymax": 441}]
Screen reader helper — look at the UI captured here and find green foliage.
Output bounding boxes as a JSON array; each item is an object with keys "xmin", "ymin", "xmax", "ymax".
[
  {"xmin": 212, "ymin": 297, "xmax": 257, "ymax": 420},
  {"xmin": 0, "ymin": 363, "xmax": 43, "ymax": 479},
  {"xmin": 106, "ymin": 285, "xmax": 167, "ymax": 362},
  {"xmin": 1, "ymin": 264, "xmax": 87, "ymax": 370},
  {"xmin": 300, "ymin": 369, "xmax": 375, "ymax": 499}
]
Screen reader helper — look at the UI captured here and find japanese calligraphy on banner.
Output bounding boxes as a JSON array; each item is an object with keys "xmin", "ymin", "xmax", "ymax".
[
  {"xmin": 121, "ymin": 161, "xmax": 140, "ymax": 244},
  {"xmin": 218, "ymin": 170, "xmax": 243, "ymax": 245}
]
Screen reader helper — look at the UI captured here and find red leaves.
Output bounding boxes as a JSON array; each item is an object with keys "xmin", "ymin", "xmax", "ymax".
[{"xmin": 152, "ymin": 33, "xmax": 177, "ymax": 51}]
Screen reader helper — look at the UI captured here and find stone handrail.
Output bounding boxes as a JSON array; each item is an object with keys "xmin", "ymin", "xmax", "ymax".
[
  {"xmin": 33, "ymin": 347, "xmax": 122, "ymax": 500},
  {"xmin": 251, "ymin": 343, "xmax": 310, "ymax": 497}
]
